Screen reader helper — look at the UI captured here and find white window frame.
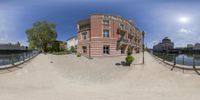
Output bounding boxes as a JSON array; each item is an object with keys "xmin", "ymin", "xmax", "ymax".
[
  {"xmin": 103, "ymin": 29, "xmax": 110, "ymax": 38},
  {"xmin": 81, "ymin": 32, "xmax": 87, "ymax": 40}
]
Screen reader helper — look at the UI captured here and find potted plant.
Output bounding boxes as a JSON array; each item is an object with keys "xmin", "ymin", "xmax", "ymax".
[
  {"xmin": 125, "ymin": 54, "xmax": 134, "ymax": 66},
  {"xmin": 76, "ymin": 53, "xmax": 81, "ymax": 57}
]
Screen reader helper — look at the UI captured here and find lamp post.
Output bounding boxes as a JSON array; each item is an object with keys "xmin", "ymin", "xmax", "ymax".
[{"xmin": 142, "ymin": 31, "xmax": 145, "ymax": 64}]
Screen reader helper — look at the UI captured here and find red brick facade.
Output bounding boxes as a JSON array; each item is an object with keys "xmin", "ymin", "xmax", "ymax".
[{"xmin": 77, "ymin": 14, "xmax": 142, "ymax": 58}]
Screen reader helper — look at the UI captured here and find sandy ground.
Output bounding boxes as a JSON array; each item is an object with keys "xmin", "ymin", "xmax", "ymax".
[{"xmin": 0, "ymin": 52, "xmax": 200, "ymax": 100}]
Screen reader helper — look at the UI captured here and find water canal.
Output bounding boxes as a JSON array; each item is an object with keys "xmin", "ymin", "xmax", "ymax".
[
  {"xmin": 0, "ymin": 50, "xmax": 39, "ymax": 66},
  {"xmin": 153, "ymin": 52, "xmax": 200, "ymax": 66}
]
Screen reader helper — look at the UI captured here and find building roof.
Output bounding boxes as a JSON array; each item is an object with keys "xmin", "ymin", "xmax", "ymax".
[
  {"xmin": 91, "ymin": 14, "xmax": 135, "ymax": 26},
  {"xmin": 195, "ymin": 43, "xmax": 200, "ymax": 46},
  {"xmin": 78, "ymin": 14, "xmax": 136, "ymax": 27},
  {"xmin": 77, "ymin": 19, "xmax": 90, "ymax": 25},
  {"xmin": 0, "ymin": 43, "xmax": 26, "ymax": 50},
  {"xmin": 66, "ymin": 36, "xmax": 77, "ymax": 41}
]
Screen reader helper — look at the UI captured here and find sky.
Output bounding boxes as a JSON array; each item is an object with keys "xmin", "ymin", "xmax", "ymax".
[{"xmin": 0, "ymin": 0, "xmax": 200, "ymax": 48}]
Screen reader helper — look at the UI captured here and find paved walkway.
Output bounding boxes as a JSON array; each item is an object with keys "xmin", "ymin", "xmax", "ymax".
[{"xmin": 0, "ymin": 52, "xmax": 200, "ymax": 100}]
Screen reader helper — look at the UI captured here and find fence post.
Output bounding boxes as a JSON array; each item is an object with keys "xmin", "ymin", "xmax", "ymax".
[
  {"xmin": 182, "ymin": 55, "xmax": 184, "ymax": 65},
  {"xmin": 162, "ymin": 53, "xmax": 165, "ymax": 62},
  {"xmin": 2, "ymin": 57, "xmax": 4, "ymax": 65},
  {"xmin": 11, "ymin": 54, "xmax": 14, "ymax": 65},
  {"xmin": 193, "ymin": 55, "xmax": 195, "ymax": 69},
  {"xmin": 171, "ymin": 54, "xmax": 176, "ymax": 71},
  {"xmin": 23, "ymin": 53, "xmax": 25, "ymax": 61}
]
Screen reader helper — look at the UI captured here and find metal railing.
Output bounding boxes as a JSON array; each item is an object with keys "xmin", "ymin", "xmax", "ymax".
[
  {"xmin": 0, "ymin": 50, "xmax": 40, "ymax": 68},
  {"xmin": 151, "ymin": 52, "xmax": 200, "ymax": 75},
  {"xmin": 152, "ymin": 52, "xmax": 200, "ymax": 66}
]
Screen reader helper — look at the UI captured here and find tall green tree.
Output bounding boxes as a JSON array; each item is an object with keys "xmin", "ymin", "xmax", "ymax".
[{"xmin": 26, "ymin": 21, "xmax": 57, "ymax": 52}]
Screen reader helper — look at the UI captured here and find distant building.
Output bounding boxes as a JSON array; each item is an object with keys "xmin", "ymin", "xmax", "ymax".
[
  {"xmin": 153, "ymin": 37, "xmax": 174, "ymax": 52},
  {"xmin": 66, "ymin": 36, "xmax": 78, "ymax": 50},
  {"xmin": 187, "ymin": 44, "xmax": 193, "ymax": 50},
  {"xmin": 193, "ymin": 43, "xmax": 200, "ymax": 50},
  {"xmin": 0, "ymin": 42, "xmax": 27, "ymax": 50}
]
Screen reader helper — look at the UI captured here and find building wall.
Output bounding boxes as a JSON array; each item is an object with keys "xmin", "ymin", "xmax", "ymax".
[
  {"xmin": 77, "ymin": 14, "xmax": 142, "ymax": 57},
  {"xmin": 153, "ymin": 37, "xmax": 174, "ymax": 52},
  {"xmin": 67, "ymin": 37, "xmax": 78, "ymax": 50},
  {"xmin": 0, "ymin": 43, "xmax": 27, "ymax": 50},
  {"xmin": 194, "ymin": 43, "xmax": 200, "ymax": 50}
]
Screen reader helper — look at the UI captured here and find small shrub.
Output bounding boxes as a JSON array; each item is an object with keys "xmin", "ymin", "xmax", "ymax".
[
  {"xmin": 70, "ymin": 46, "xmax": 76, "ymax": 53},
  {"xmin": 76, "ymin": 53, "xmax": 81, "ymax": 57},
  {"xmin": 125, "ymin": 55, "xmax": 134, "ymax": 66}
]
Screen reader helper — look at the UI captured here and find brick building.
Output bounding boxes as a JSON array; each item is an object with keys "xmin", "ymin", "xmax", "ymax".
[{"xmin": 77, "ymin": 14, "xmax": 142, "ymax": 57}]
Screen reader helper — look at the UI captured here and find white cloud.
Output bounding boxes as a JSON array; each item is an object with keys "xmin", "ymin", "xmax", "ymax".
[{"xmin": 179, "ymin": 28, "xmax": 191, "ymax": 33}]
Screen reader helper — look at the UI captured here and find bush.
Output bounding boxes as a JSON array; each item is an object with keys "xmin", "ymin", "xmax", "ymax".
[
  {"xmin": 51, "ymin": 51, "xmax": 69, "ymax": 55},
  {"xmin": 70, "ymin": 46, "xmax": 76, "ymax": 53},
  {"xmin": 125, "ymin": 55, "xmax": 134, "ymax": 66},
  {"xmin": 76, "ymin": 53, "xmax": 81, "ymax": 57}
]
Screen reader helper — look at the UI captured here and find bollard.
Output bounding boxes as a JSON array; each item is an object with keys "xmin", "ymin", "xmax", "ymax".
[{"xmin": 182, "ymin": 55, "xmax": 184, "ymax": 65}]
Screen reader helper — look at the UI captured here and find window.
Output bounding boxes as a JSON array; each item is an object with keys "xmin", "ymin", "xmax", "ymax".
[
  {"xmin": 103, "ymin": 19, "xmax": 109, "ymax": 26},
  {"xmin": 82, "ymin": 32, "xmax": 87, "ymax": 40},
  {"xmin": 103, "ymin": 30, "xmax": 109, "ymax": 38},
  {"xmin": 104, "ymin": 15, "xmax": 109, "ymax": 18},
  {"xmin": 82, "ymin": 46, "xmax": 87, "ymax": 53},
  {"xmin": 119, "ymin": 24, "xmax": 125, "ymax": 30},
  {"xmin": 103, "ymin": 45, "xmax": 110, "ymax": 54}
]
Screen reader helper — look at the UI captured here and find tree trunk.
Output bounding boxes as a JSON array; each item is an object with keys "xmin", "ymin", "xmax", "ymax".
[{"xmin": 42, "ymin": 42, "xmax": 48, "ymax": 53}]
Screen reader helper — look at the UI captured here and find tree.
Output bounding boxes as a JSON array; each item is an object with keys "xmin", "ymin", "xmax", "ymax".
[
  {"xmin": 70, "ymin": 46, "xmax": 76, "ymax": 53},
  {"xmin": 26, "ymin": 21, "xmax": 57, "ymax": 52}
]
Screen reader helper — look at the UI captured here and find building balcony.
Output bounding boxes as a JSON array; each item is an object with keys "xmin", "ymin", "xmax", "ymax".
[
  {"xmin": 117, "ymin": 27, "xmax": 127, "ymax": 35},
  {"xmin": 78, "ymin": 19, "xmax": 91, "ymax": 32},
  {"xmin": 117, "ymin": 38, "xmax": 129, "ymax": 49}
]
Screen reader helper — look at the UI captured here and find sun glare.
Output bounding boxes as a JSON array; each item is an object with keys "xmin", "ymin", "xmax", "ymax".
[{"xmin": 179, "ymin": 17, "xmax": 189, "ymax": 24}]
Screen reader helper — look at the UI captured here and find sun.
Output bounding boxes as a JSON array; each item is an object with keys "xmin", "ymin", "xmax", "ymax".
[{"xmin": 179, "ymin": 17, "xmax": 189, "ymax": 24}]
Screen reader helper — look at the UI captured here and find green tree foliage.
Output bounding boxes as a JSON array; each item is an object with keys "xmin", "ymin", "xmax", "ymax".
[
  {"xmin": 59, "ymin": 42, "xmax": 67, "ymax": 52},
  {"xmin": 26, "ymin": 21, "xmax": 57, "ymax": 52},
  {"xmin": 51, "ymin": 41, "xmax": 60, "ymax": 52},
  {"xmin": 70, "ymin": 46, "xmax": 76, "ymax": 53}
]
